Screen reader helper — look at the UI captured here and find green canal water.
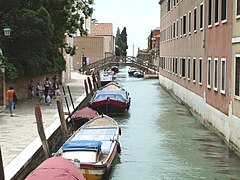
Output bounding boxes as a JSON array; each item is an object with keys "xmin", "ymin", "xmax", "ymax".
[{"xmin": 110, "ymin": 67, "xmax": 240, "ymax": 180}]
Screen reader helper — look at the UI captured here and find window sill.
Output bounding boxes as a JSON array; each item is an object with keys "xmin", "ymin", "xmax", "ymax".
[
  {"xmin": 214, "ymin": 87, "xmax": 218, "ymax": 92},
  {"xmin": 208, "ymin": 24, "xmax": 212, "ymax": 28},
  {"xmin": 234, "ymin": 95, "xmax": 240, "ymax": 101},
  {"xmin": 199, "ymin": 82, "xmax": 202, "ymax": 86},
  {"xmin": 194, "ymin": 30, "xmax": 197, "ymax": 33},
  {"xmin": 222, "ymin": 19, "xmax": 227, "ymax": 24},
  {"xmin": 220, "ymin": 90, "xmax": 226, "ymax": 95},
  {"xmin": 188, "ymin": 78, "xmax": 190, "ymax": 81},
  {"xmin": 193, "ymin": 80, "xmax": 196, "ymax": 83},
  {"xmin": 215, "ymin": 22, "xmax": 219, "ymax": 26},
  {"xmin": 207, "ymin": 85, "xmax": 211, "ymax": 89}
]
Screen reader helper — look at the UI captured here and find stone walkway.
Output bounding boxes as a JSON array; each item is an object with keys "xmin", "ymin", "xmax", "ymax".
[{"xmin": 0, "ymin": 70, "xmax": 88, "ymax": 168}]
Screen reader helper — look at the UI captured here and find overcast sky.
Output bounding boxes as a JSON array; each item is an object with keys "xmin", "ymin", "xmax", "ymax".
[{"xmin": 92, "ymin": 0, "xmax": 160, "ymax": 56}]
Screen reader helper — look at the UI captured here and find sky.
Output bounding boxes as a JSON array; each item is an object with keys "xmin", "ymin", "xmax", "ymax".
[{"xmin": 92, "ymin": 0, "xmax": 160, "ymax": 56}]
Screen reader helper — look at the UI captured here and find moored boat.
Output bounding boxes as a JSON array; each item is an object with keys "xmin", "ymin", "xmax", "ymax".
[
  {"xmin": 25, "ymin": 157, "xmax": 85, "ymax": 180},
  {"xmin": 89, "ymin": 82, "xmax": 131, "ymax": 115},
  {"xmin": 133, "ymin": 70, "xmax": 144, "ymax": 78},
  {"xmin": 100, "ymin": 70, "xmax": 114, "ymax": 87},
  {"xmin": 128, "ymin": 67, "xmax": 137, "ymax": 76},
  {"xmin": 55, "ymin": 114, "xmax": 121, "ymax": 180},
  {"xmin": 71, "ymin": 107, "xmax": 99, "ymax": 131},
  {"xmin": 111, "ymin": 66, "xmax": 119, "ymax": 73}
]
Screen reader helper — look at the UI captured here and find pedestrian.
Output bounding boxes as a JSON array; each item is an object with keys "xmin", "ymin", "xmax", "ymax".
[
  {"xmin": 53, "ymin": 76, "xmax": 61, "ymax": 97},
  {"xmin": 13, "ymin": 91, "xmax": 18, "ymax": 109},
  {"xmin": 36, "ymin": 81, "xmax": 44, "ymax": 103},
  {"xmin": 28, "ymin": 79, "xmax": 34, "ymax": 99},
  {"xmin": 44, "ymin": 77, "xmax": 52, "ymax": 104},
  {"xmin": 6, "ymin": 86, "xmax": 15, "ymax": 117}
]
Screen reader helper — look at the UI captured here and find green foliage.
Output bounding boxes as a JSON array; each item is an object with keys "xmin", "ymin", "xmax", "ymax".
[
  {"xmin": 0, "ymin": 0, "xmax": 93, "ymax": 81},
  {"xmin": 115, "ymin": 27, "xmax": 128, "ymax": 56}
]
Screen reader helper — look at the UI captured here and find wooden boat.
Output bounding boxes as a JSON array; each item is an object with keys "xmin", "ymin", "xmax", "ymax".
[
  {"xmin": 71, "ymin": 107, "xmax": 99, "ymax": 131},
  {"xmin": 89, "ymin": 82, "xmax": 131, "ymax": 115},
  {"xmin": 133, "ymin": 70, "xmax": 144, "ymax": 78},
  {"xmin": 25, "ymin": 157, "xmax": 85, "ymax": 180},
  {"xmin": 128, "ymin": 67, "xmax": 137, "ymax": 76},
  {"xmin": 111, "ymin": 66, "xmax": 119, "ymax": 73},
  {"xmin": 55, "ymin": 114, "xmax": 121, "ymax": 180},
  {"xmin": 100, "ymin": 70, "xmax": 114, "ymax": 87}
]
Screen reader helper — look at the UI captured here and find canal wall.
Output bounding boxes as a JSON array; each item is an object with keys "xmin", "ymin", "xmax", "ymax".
[{"xmin": 159, "ymin": 75, "xmax": 240, "ymax": 156}]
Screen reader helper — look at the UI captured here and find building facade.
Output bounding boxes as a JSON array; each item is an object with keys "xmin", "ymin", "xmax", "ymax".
[{"xmin": 159, "ymin": 0, "xmax": 240, "ymax": 152}]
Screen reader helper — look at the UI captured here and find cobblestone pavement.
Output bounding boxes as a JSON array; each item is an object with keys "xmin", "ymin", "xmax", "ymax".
[{"xmin": 0, "ymin": 71, "xmax": 88, "ymax": 167}]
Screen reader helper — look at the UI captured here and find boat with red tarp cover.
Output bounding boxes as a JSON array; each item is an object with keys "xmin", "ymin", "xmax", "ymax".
[
  {"xmin": 89, "ymin": 82, "xmax": 131, "ymax": 115},
  {"xmin": 71, "ymin": 107, "xmax": 99, "ymax": 131},
  {"xmin": 25, "ymin": 157, "xmax": 85, "ymax": 180}
]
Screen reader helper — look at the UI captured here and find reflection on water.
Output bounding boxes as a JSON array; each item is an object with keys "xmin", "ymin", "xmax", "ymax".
[{"xmin": 110, "ymin": 67, "xmax": 240, "ymax": 180}]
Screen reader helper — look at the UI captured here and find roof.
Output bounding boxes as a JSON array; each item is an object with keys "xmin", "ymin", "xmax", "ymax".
[{"xmin": 91, "ymin": 23, "xmax": 113, "ymax": 36}]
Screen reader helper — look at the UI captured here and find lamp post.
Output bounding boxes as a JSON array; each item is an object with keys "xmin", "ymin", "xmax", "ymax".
[
  {"xmin": 82, "ymin": 48, "xmax": 86, "ymax": 74},
  {"xmin": 0, "ymin": 27, "xmax": 11, "ymax": 111}
]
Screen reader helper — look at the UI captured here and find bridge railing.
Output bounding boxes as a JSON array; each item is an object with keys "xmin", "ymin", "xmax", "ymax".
[{"xmin": 84, "ymin": 56, "xmax": 159, "ymax": 73}]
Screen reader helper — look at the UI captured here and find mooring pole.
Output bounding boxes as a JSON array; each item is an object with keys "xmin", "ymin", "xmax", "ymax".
[
  {"xmin": 0, "ymin": 147, "xmax": 4, "ymax": 180},
  {"xmin": 35, "ymin": 104, "xmax": 50, "ymax": 159},
  {"xmin": 56, "ymin": 96, "xmax": 68, "ymax": 140},
  {"xmin": 87, "ymin": 77, "xmax": 93, "ymax": 95},
  {"xmin": 84, "ymin": 79, "xmax": 89, "ymax": 95}
]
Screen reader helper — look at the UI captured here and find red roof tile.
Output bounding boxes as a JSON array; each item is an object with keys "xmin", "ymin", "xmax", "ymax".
[{"xmin": 91, "ymin": 23, "xmax": 113, "ymax": 36}]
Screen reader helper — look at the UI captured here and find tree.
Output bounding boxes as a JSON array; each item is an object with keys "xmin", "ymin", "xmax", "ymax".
[
  {"xmin": 0, "ymin": 0, "xmax": 94, "ymax": 81},
  {"xmin": 115, "ymin": 27, "xmax": 128, "ymax": 56}
]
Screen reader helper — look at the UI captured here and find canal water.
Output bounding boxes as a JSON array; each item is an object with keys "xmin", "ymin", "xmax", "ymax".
[{"xmin": 110, "ymin": 66, "xmax": 240, "ymax": 180}]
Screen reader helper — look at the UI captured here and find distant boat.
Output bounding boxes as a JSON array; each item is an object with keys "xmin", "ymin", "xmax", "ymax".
[
  {"xmin": 133, "ymin": 71, "xmax": 144, "ymax": 78},
  {"xmin": 111, "ymin": 66, "xmax": 119, "ymax": 73},
  {"xmin": 71, "ymin": 107, "xmax": 99, "ymax": 131},
  {"xmin": 100, "ymin": 70, "xmax": 114, "ymax": 87},
  {"xmin": 25, "ymin": 157, "xmax": 85, "ymax": 180},
  {"xmin": 128, "ymin": 67, "xmax": 137, "ymax": 76},
  {"xmin": 55, "ymin": 114, "xmax": 121, "ymax": 180},
  {"xmin": 89, "ymin": 82, "xmax": 131, "ymax": 115}
]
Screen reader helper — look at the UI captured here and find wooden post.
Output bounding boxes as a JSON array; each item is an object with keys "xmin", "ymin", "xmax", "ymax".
[
  {"xmin": 0, "ymin": 147, "xmax": 4, "ymax": 180},
  {"xmin": 84, "ymin": 79, "xmax": 89, "ymax": 95},
  {"xmin": 56, "ymin": 96, "xmax": 68, "ymax": 140},
  {"xmin": 35, "ymin": 104, "xmax": 50, "ymax": 159},
  {"xmin": 92, "ymin": 72, "xmax": 97, "ymax": 91},
  {"xmin": 87, "ymin": 77, "xmax": 93, "ymax": 95}
]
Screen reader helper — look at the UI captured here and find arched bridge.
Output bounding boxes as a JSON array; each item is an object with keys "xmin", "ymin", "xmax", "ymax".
[{"xmin": 84, "ymin": 56, "xmax": 159, "ymax": 75}]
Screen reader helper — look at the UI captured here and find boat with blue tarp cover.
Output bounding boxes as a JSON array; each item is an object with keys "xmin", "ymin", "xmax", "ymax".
[
  {"xmin": 56, "ymin": 114, "xmax": 121, "ymax": 180},
  {"xmin": 89, "ymin": 82, "xmax": 131, "ymax": 115}
]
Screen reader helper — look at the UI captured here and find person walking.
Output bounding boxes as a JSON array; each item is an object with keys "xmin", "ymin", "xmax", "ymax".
[
  {"xmin": 28, "ymin": 79, "xmax": 34, "ymax": 99},
  {"xmin": 36, "ymin": 81, "xmax": 44, "ymax": 103},
  {"xmin": 6, "ymin": 86, "xmax": 15, "ymax": 117}
]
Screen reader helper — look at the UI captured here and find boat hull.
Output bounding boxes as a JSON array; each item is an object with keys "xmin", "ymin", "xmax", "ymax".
[{"xmin": 91, "ymin": 99, "xmax": 130, "ymax": 115}]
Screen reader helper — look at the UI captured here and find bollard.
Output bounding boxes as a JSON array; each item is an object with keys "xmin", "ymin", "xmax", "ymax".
[
  {"xmin": 56, "ymin": 96, "xmax": 68, "ymax": 141},
  {"xmin": 84, "ymin": 79, "xmax": 89, "ymax": 95},
  {"xmin": 35, "ymin": 104, "xmax": 50, "ymax": 159}
]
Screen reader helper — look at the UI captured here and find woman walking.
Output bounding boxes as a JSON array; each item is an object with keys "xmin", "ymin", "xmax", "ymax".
[{"xmin": 6, "ymin": 86, "xmax": 15, "ymax": 117}]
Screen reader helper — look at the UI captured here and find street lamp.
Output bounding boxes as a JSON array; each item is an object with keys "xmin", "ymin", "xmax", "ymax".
[
  {"xmin": 0, "ymin": 27, "xmax": 11, "ymax": 111},
  {"xmin": 82, "ymin": 48, "xmax": 86, "ymax": 73}
]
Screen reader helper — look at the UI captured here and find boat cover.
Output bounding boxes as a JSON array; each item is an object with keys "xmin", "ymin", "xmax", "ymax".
[
  {"xmin": 25, "ymin": 157, "xmax": 85, "ymax": 180},
  {"xmin": 71, "ymin": 127, "xmax": 117, "ymax": 154},
  {"xmin": 71, "ymin": 107, "xmax": 99, "ymax": 119},
  {"xmin": 92, "ymin": 90, "xmax": 128, "ymax": 102},
  {"xmin": 62, "ymin": 140, "xmax": 102, "ymax": 151}
]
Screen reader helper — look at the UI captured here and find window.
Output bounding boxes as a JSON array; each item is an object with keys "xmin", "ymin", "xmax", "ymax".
[
  {"xmin": 174, "ymin": 0, "xmax": 176, "ymax": 7},
  {"xmin": 214, "ymin": 58, "xmax": 218, "ymax": 90},
  {"xmin": 176, "ymin": 19, "xmax": 179, "ymax": 38},
  {"xmin": 221, "ymin": 0, "xmax": 227, "ymax": 22},
  {"xmin": 173, "ymin": 58, "xmax": 175, "ymax": 74},
  {"xmin": 188, "ymin": 11, "xmax": 191, "ymax": 34},
  {"xmin": 215, "ymin": 0, "xmax": 219, "ymax": 24},
  {"xmin": 188, "ymin": 57, "xmax": 191, "ymax": 80},
  {"xmin": 207, "ymin": 58, "xmax": 211, "ymax": 88},
  {"xmin": 235, "ymin": 56, "xmax": 240, "ymax": 96},
  {"xmin": 200, "ymin": 3, "xmax": 204, "ymax": 30},
  {"xmin": 168, "ymin": 0, "xmax": 171, "ymax": 12},
  {"xmin": 183, "ymin": 15, "xmax": 187, "ymax": 35},
  {"xmin": 180, "ymin": 57, "xmax": 182, "ymax": 76},
  {"xmin": 173, "ymin": 22, "xmax": 176, "ymax": 38},
  {"xmin": 193, "ymin": 58, "xmax": 196, "ymax": 82},
  {"xmin": 182, "ymin": 58, "xmax": 186, "ymax": 78},
  {"xmin": 237, "ymin": 0, "xmax": 240, "ymax": 17},
  {"xmin": 194, "ymin": 7, "xmax": 197, "ymax": 32},
  {"xmin": 199, "ymin": 58, "xmax": 203, "ymax": 84},
  {"xmin": 180, "ymin": 17, "xmax": 183, "ymax": 37},
  {"xmin": 175, "ymin": 57, "xmax": 178, "ymax": 75},
  {"xmin": 208, "ymin": 0, "xmax": 212, "ymax": 26},
  {"xmin": 221, "ymin": 58, "xmax": 226, "ymax": 93}
]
